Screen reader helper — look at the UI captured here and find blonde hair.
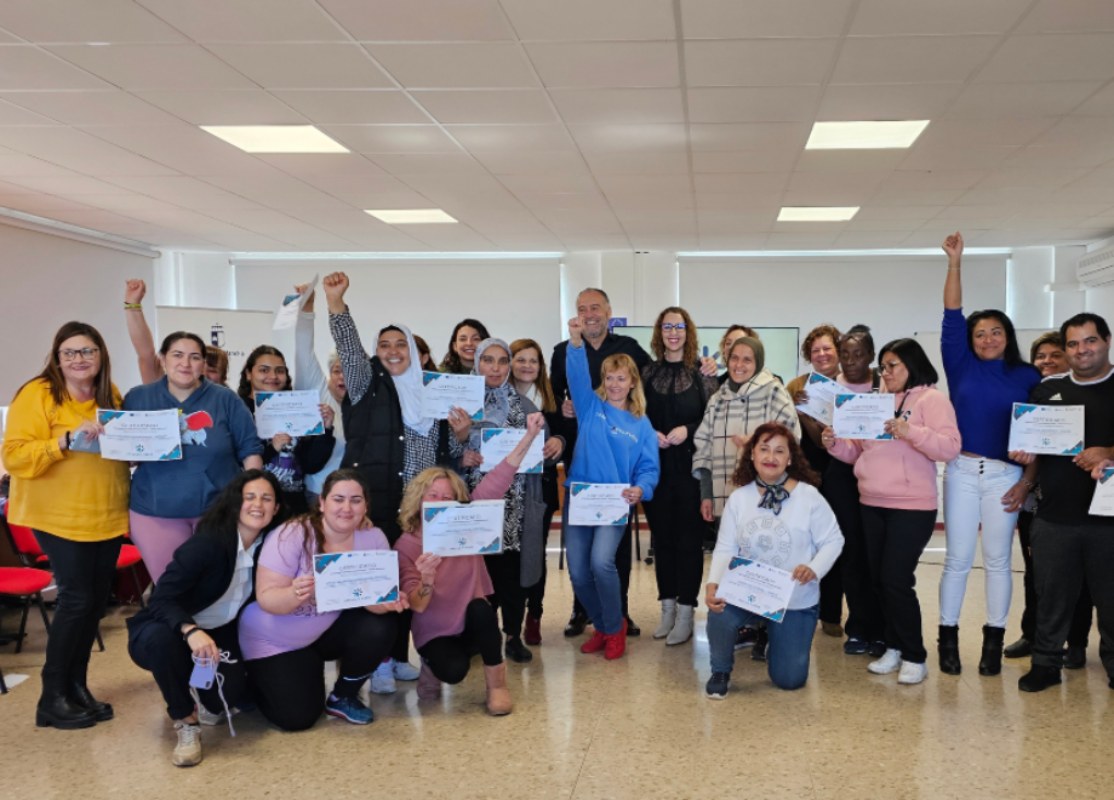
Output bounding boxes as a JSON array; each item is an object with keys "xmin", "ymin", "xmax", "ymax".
[
  {"xmin": 398, "ymin": 466, "xmax": 472, "ymax": 534},
  {"xmin": 595, "ymin": 353, "xmax": 646, "ymax": 418},
  {"xmin": 510, "ymin": 338, "xmax": 556, "ymax": 413}
]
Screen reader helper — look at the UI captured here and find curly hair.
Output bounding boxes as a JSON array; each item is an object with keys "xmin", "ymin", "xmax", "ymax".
[
  {"xmin": 439, "ymin": 319, "xmax": 490, "ymax": 374},
  {"xmin": 732, "ymin": 422, "xmax": 820, "ymax": 489},
  {"xmin": 649, "ymin": 306, "xmax": 700, "ymax": 367},
  {"xmin": 801, "ymin": 324, "xmax": 842, "ymax": 364}
]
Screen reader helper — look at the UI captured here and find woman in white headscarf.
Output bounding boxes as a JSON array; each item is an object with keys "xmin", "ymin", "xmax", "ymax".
[
  {"xmin": 322, "ymin": 271, "xmax": 470, "ymax": 692},
  {"xmin": 459, "ymin": 338, "xmax": 551, "ymax": 664}
]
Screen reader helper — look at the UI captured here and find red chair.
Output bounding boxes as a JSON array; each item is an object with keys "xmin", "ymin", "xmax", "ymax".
[
  {"xmin": 0, "ymin": 565, "xmax": 52, "ymax": 656},
  {"xmin": 115, "ymin": 536, "xmax": 147, "ymax": 609}
]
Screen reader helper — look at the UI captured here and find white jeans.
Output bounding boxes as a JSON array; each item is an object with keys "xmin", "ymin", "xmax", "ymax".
[{"xmin": 939, "ymin": 454, "xmax": 1021, "ymax": 628}]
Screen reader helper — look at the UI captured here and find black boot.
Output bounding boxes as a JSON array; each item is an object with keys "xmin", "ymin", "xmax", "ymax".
[
  {"xmin": 69, "ymin": 683, "xmax": 114, "ymax": 721},
  {"xmin": 36, "ymin": 693, "xmax": 97, "ymax": 730},
  {"xmin": 978, "ymin": 625, "xmax": 1005, "ymax": 676},
  {"xmin": 938, "ymin": 625, "xmax": 961, "ymax": 675},
  {"xmin": 1003, "ymin": 636, "xmax": 1032, "ymax": 659},
  {"xmin": 1018, "ymin": 664, "xmax": 1062, "ymax": 693},
  {"xmin": 504, "ymin": 636, "xmax": 533, "ymax": 663}
]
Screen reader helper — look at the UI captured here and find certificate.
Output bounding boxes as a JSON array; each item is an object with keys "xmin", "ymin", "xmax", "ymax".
[
  {"xmin": 97, "ymin": 409, "xmax": 182, "ymax": 461},
  {"xmin": 1007, "ymin": 403, "xmax": 1084, "ymax": 456},
  {"xmin": 714, "ymin": 557, "xmax": 796, "ymax": 623},
  {"xmin": 1089, "ymin": 467, "xmax": 1114, "ymax": 516},
  {"xmin": 421, "ymin": 372, "xmax": 484, "ymax": 420},
  {"xmin": 254, "ymin": 390, "xmax": 325, "ymax": 438},
  {"xmin": 795, "ymin": 371, "xmax": 842, "ymax": 426},
  {"xmin": 832, "ymin": 393, "xmax": 895, "ymax": 440},
  {"xmin": 272, "ymin": 274, "xmax": 318, "ymax": 331},
  {"xmin": 567, "ymin": 482, "xmax": 630, "ymax": 526},
  {"xmin": 313, "ymin": 550, "xmax": 399, "ymax": 613},
  {"xmin": 422, "ymin": 500, "xmax": 505, "ymax": 556},
  {"xmin": 479, "ymin": 427, "xmax": 544, "ymax": 473}
]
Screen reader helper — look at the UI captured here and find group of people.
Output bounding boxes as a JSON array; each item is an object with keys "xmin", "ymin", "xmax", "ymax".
[{"xmin": 2, "ymin": 232, "xmax": 1111, "ymax": 767}]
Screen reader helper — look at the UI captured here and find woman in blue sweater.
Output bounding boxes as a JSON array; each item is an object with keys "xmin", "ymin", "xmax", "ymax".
[
  {"xmin": 937, "ymin": 232, "xmax": 1040, "ymax": 677},
  {"xmin": 563, "ymin": 317, "xmax": 659, "ymax": 661}
]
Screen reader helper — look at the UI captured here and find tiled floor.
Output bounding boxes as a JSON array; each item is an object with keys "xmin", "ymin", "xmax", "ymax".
[{"xmin": 1, "ymin": 531, "xmax": 1111, "ymax": 800}]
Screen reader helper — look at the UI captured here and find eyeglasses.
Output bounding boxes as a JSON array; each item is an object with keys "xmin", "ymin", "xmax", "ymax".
[
  {"xmin": 58, "ymin": 347, "xmax": 100, "ymax": 361},
  {"xmin": 879, "ymin": 361, "xmax": 903, "ymax": 373},
  {"xmin": 660, "ymin": 323, "xmax": 687, "ymax": 332}
]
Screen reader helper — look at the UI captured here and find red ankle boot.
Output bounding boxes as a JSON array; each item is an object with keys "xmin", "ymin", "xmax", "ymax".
[{"xmin": 524, "ymin": 614, "xmax": 542, "ymax": 646}]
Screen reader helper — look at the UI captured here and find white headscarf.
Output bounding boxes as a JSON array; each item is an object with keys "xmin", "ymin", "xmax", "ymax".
[{"xmin": 385, "ymin": 323, "xmax": 435, "ymax": 437}]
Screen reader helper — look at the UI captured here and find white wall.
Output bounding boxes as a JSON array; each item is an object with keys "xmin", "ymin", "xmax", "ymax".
[{"xmin": 0, "ymin": 222, "xmax": 155, "ymax": 402}]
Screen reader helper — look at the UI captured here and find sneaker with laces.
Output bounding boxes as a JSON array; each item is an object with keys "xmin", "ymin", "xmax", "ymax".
[
  {"xmin": 325, "ymin": 694, "xmax": 374, "ymax": 725},
  {"xmin": 843, "ymin": 637, "xmax": 870, "ymax": 655},
  {"xmin": 370, "ymin": 660, "xmax": 397, "ymax": 694},
  {"xmin": 392, "ymin": 659, "xmax": 421, "ymax": 681},
  {"xmin": 868, "ymin": 648, "xmax": 902, "ymax": 675},
  {"xmin": 196, "ymin": 705, "xmax": 224, "ymax": 726},
  {"xmin": 172, "ymin": 722, "xmax": 202, "ymax": 767},
  {"xmin": 897, "ymin": 660, "xmax": 928, "ymax": 685},
  {"xmin": 705, "ymin": 672, "xmax": 731, "ymax": 700}
]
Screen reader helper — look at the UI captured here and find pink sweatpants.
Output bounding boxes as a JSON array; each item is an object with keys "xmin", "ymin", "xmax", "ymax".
[{"xmin": 128, "ymin": 511, "xmax": 201, "ymax": 584}]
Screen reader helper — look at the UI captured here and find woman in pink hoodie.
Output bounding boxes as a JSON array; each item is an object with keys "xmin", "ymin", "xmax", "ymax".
[{"xmin": 820, "ymin": 338, "xmax": 960, "ymax": 686}]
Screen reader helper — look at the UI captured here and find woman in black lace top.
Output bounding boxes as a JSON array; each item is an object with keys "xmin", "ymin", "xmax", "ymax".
[{"xmin": 641, "ymin": 307, "xmax": 720, "ymax": 646}]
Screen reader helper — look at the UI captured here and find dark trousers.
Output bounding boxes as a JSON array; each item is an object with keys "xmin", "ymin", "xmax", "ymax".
[
  {"xmin": 571, "ymin": 514, "xmax": 632, "ymax": 619},
  {"xmin": 642, "ymin": 475, "xmax": 705, "ymax": 607},
  {"xmin": 128, "ymin": 618, "xmax": 247, "ymax": 721},
  {"xmin": 825, "ymin": 462, "xmax": 883, "ymax": 641},
  {"xmin": 526, "ymin": 505, "xmax": 557, "ymax": 619},
  {"xmin": 485, "ymin": 550, "xmax": 529, "ymax": 638},
  {"xmin": 861, "ymin": 506, "xmax": 936, "ymax": 664},
  {"xmin": 1017, "ymin": 511, "xmax": 1093, "ymax": 645},
  {"xmin": 33, "ymin": 531, "xmax": 121, "ymax": 699},
  {"xmin": 817, "ymin": 473, "xmax": 848, "ymax": 626},
  {"xmin": 418, "ymin": 598, "xmax": 503, "ymax": 684},
  {"xmin": 1030, "ymin": 518, "xmax": 1114, "ymax": 678},
  {"xmin": 247, "ymin": 608, "xmax": 397, "ymax": 731}
]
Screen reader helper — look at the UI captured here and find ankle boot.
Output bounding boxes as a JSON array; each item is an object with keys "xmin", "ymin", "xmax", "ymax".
[
  {"xmin": 978, "ymin": 625, "xmax": 1006, "ymax": 676},
  {"xmin": 653, "ymin": 599, "xmax": 677, "ymax": 640},
  {"xmin": 1018, "ymin": 664, "xmax": 1061, "ymax": 693},
  {"xmin": 666, "ymin": 604, "xmax": 695, "ymax": 646},
  {"xmin": 36, "ymin": 693, "xmax": 97, "ymax": 730},
  {"xmin": 938, "ymin": 625, "xmax": 961, "ymax": 675},
  {"xmin": 483, "ymin": 662, "xmax": 513, "ymax": 716},
  {"xmin": 69, "ymin": 683, "xmax": 114, "ymax": 722}
]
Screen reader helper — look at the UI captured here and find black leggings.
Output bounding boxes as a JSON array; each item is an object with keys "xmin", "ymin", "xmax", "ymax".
[
  {"xmin": 485, "ymin": 551, "xmax": 528, "ymax": 638},
  {"xmin": 247, "ymin": 609, "xmax": 397, "ymax": 731},
  {"xmin": 128, "ymin": 618, "xmax": 247, "ymax": 721},
  {"xmin": 642, "ymin": 474, "xmax": 705, "ymax": 607},
  {"xmin": 417, "ymin": 598, "xmax": 503, "ymax": 684},
  {"xmin": 526, "ymin": 505, "xmax": 557, "ymax": 619}
]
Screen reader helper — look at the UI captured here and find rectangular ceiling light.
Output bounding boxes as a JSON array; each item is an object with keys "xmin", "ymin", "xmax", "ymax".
[
  {"xmin": 806, "ymin": 120, "xmax": 930, "ymax": 150},
  {"xmin": 201, "ymin": 125, "xmax": 349, "ymax": 153},
  {"xmin": 365, "ymin": 209, "xmax": 458, "ymax": 224},
  {"xmin": 778, "ymin": 206, "xmax": 859, "ymax": 222}
]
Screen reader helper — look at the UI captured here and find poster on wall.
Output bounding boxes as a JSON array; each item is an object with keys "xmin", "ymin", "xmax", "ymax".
[{"xmin": 156, "ymin": 306, "xmax": 279, "ymax": 389}]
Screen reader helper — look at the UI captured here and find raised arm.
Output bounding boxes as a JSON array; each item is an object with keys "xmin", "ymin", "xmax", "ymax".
[
  {"xmin": 564, "ymin": 318, "xmax": 598, "ymax": 417},
  {"xmin": 942, "ymin": 231, "xmax": 964, "ymax": 311},
  {"xmin": 124, "ymin": 279, "xmax": 163, "ymax": 384},
  {"xmin": 293, "ymin": 286, "xmax": 328, "ymax": 400},
  {"xmin": 324, "ymin": 271, "xmax": 372, "ymax": 405}
]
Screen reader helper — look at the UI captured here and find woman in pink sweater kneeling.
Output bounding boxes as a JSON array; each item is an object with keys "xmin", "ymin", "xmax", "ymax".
[
  {"xmin": 395, "ymin": 413, "xmax": 545, "ymax": 716},
  {"xmin": 821, "ymin": 338, "xmax": 960, "ymax": 686}
]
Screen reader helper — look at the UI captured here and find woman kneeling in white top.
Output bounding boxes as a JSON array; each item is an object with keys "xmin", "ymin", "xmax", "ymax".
[{"xmin": 704, "ymin": 422, "xmax": 843, "ymax": 698}]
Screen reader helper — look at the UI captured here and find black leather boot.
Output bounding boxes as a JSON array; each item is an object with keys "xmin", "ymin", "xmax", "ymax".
[
  {"xmin": 69, "ymin": 683, "xmax": 114, "ymax": 721},
  {"xmin": 36, "ymin": 693, "xmax": 97, "ymax": 730},
  {"xmin": 1018, "ymin": 664, "xmax": 1062, "ymax": 693},
  {"xmin": 978, "ymin": 625, "xmax": 1006, "ymax": 676},
  {"xmin": 938, "ymin": 625, "xmax": 961, "ymax": 675}
]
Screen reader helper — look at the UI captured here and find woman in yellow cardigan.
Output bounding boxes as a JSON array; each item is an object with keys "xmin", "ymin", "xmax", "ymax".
[{"xmin": 3, "ymin": 321, "xmax": 130, "ymax": 730}]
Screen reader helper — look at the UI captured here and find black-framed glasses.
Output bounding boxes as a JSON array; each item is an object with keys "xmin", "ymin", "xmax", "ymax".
[
  {"xmin": 660, "ymin": 323, "xmax": 687, "ymax": 332},
  {"xmin": 58, "ymin": 347, "xmax": 100, "ymax": 361}
]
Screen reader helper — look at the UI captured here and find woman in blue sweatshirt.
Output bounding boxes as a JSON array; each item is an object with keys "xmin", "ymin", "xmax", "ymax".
[{"xmin": 563, "ymin": 317, "xmax": 659, "ymax": 661}]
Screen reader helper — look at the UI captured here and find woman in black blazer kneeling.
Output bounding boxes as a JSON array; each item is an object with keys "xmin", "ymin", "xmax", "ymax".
[{"xmin": 127, "ymin": 470, "xmax": 284, "ymax": 767}]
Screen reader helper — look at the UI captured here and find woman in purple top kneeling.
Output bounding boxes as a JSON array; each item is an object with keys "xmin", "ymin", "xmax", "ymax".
[
  {"xmin": 238, "ymin": 469, "xmax": 407, "ymax": 730},
  {"xmin": 395, "ymin": 413, "xmax": 545, "ymax": 717}
]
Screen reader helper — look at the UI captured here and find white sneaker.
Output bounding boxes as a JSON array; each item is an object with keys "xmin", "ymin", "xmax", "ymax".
[
  {"xmin": 897, "ymin": 660, "xmax": 928, "ymax": 685},
  {"xmin": 393, "ymin": 659, "xmax": 421, "ymax": 681},
  {"xmin": 370, "ymin": 660, "xmax": 397, "ymax": 694},
  {"xmin": 172, "ymin": 722, "xmax": 202, "ymax": 767},
  {"xmin": 867, "ymin": 648, "xmax": 902, "ymax": 674}
]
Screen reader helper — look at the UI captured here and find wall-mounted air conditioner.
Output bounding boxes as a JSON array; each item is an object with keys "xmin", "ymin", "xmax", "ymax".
[{"xmin": 1076, "ymin": 244, "xmax": 1114, "ymax": 288}]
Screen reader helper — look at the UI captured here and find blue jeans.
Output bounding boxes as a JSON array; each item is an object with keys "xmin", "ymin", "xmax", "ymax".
[
  {"xmin": 565, "ymin": 524, "xmax": 625, "ymax": 635},
  {"xmin": 706, "ymin": 603, "xmax": 819, "ymax": 690}
]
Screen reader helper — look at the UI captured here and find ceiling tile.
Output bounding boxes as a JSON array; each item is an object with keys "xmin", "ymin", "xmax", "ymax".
[
  {"xmin": 831, "ymin": 36, "xmax": 999, "ymax": 84},
  {"xmin": 687, "ymin": 87, "xmax": 822, "ymax": 123},
  {"xmin": 207, "ymin": 44, "xmax": 393, "ymax": 89},
  {"xmin": 48, "ymin": 44, "xmax": 257, "ymax": 90},
  {"xmin": 0, "ymin": 46, "xmax": 113, "ymax": 90},
  {"xmin": 682, "ymin": 0, "xmax": 855, "ymax": 38},
  {"xmin": 321, "ymin": 125, "xmax": 461, "ymax": 154},
  {"xmin": 1069, "ymin": 83, "xmax": 1114, "ymax": 116},
  {"xmin": 581, "ymin": 150, "xmax": 691, "ymax": 173},
  {"xmin": 689, "ymin": 123, "xmax": 810, "ymax": 152},
  {"xmin": 447, "ymin": 125, "xmax": 572, "ymax": 152},
  {"xmin": 135, "ymin": 0, "xmax": 348, "ymax": 42},
  {"xmin": 849, "ymin": 0, "xmax": 1030, "ymax": 35},
  {"xmin": 134, "ymin": 90, "xmax": 309, "ymax": 125},
  {"xmin": 691, "ymin": 150, "xmax": 798, "ymax": 172},
  {"xmin": 0, "ymin": 0, "xmax": 187, "ymax": 43},
  {"xmin": 0, "ymin": 126, "xmax": 181, "ymax": 175},
  {"xmin": 914, "ymin": 119, "xmax": 1056, "ymax": 148},
  {"xmin": 568, "ymin": 123, "xmax": 687, "ymax": 152},
  {"xmin": 975, "ymin": 34, "xmax": 1114, "ymax": 82},
  {"xmin": 1, "ymin": 90, "xmax": 181, "ymax": 125},
  {"xmin": 369, "ymin": 153, "xmax": 489, "ymax": 175},
  {"xmin": 411, "ymin": 90, "xmax": 557, "ymax": 124},
  {"xmin": 367, "ymin": 44, "xmax": 538, "ymax": 89},
  {"xmin": 317, "ymin": 0, "xmax": 514, "ymax": 41},
  {"xmin": 525, "ymin": 42, "xmax": 679, "ymax": 89},
  {"xmin": 549, "ymin": 89, "xmax": 683, "ymax": 124},
  {"xmin": 1015, "ymin": 0, "xmax": 1114, "ymax": 33},
  {"xmin": 500, "ymin": 0, "xmax": 676, "ymax": 41},
  {"xmin": 817, "ymin": 83, "xmax": 962, "ymax": 120},
  {"xmin": 948, "ymin": 81, "xmax": 1102, "ymax": 118},
  {"xmin": 472, "ymin": 150, "xmax": 587, "ymax": 175},
  {"xmin": 270, "ymin": 90, "xmax": 429, "ymax": 124},
  {"xmin": 685, "ymin": 40, "xmax": 840, "ymax": 87},
  {"xmin": 0, "ymin": 97, "xmax": 59, "ymax": 124}
]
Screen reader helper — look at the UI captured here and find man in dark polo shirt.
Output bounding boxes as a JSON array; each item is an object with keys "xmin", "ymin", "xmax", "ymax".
[
  {"xmin": 551, "ymin": 288, "xmax": 651, "ymax": 637},
  {"xmin": 1012, "ymin": 312, "xmax": 1114, "ymax": 693}
]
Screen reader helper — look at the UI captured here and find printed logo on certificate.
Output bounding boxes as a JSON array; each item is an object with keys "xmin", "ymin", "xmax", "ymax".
[
  {"xmin": 714, "ymin": 557, "xmax": 796, "ymax": 623},
  {"xmin": 1007, "ymin": 403, "xmax": 1084, "ymax": 456},
  {"xmin": 567, "ymin": 482, "xmax": 630, "ymax": 527},
  {"xmin": 421, "ymin": 372, "xmax": 485, "ymax": 421},
  {"xmin": 422, "ymin": 500, "xmax": 506, "ymax": 556},
  {"xmin": 254, "ymin": 390, "xmax": 326, "ymax": 439},
  {"xmin": 97, "ymin": 408, "xmax": 183, "ymax": 462},
  {"xmin": 795, "ymin": 371, "xmax": 841, "ymax": 426},
  {"xmin": 312, "ymin": 550, "xmax": 399, "ymax": 613},
  {"xmin": 480, "ymin": 427, "xmax": 544, "ymax": 473},
  {"xmin": 832, "ymin": 393, "xmax": 895, "ymax": 440}
]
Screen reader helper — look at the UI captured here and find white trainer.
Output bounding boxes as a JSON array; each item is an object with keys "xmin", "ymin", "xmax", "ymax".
[
  {"xmin": 867, "ymin": 648, "xmax": 902, "ymax": 675},
  {"xmin": 370, "ymin": 660, "xmax": 397, "ymax": 694},
  {"xmin": 393, "ymin": 659, "xmax": 421, "ymax": 681},
  {"xmin": 897, "ymin": 660, "xmax": 928, "ymax": 685},
  {"xmin": 172, "ymin": 722, "xmax": 202, "ymax": 767}
]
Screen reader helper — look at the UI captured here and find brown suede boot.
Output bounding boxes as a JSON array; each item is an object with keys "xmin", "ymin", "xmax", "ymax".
[{"xmin": 484, "ymin": 662, "xmax": 513, "ymax": 716}]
